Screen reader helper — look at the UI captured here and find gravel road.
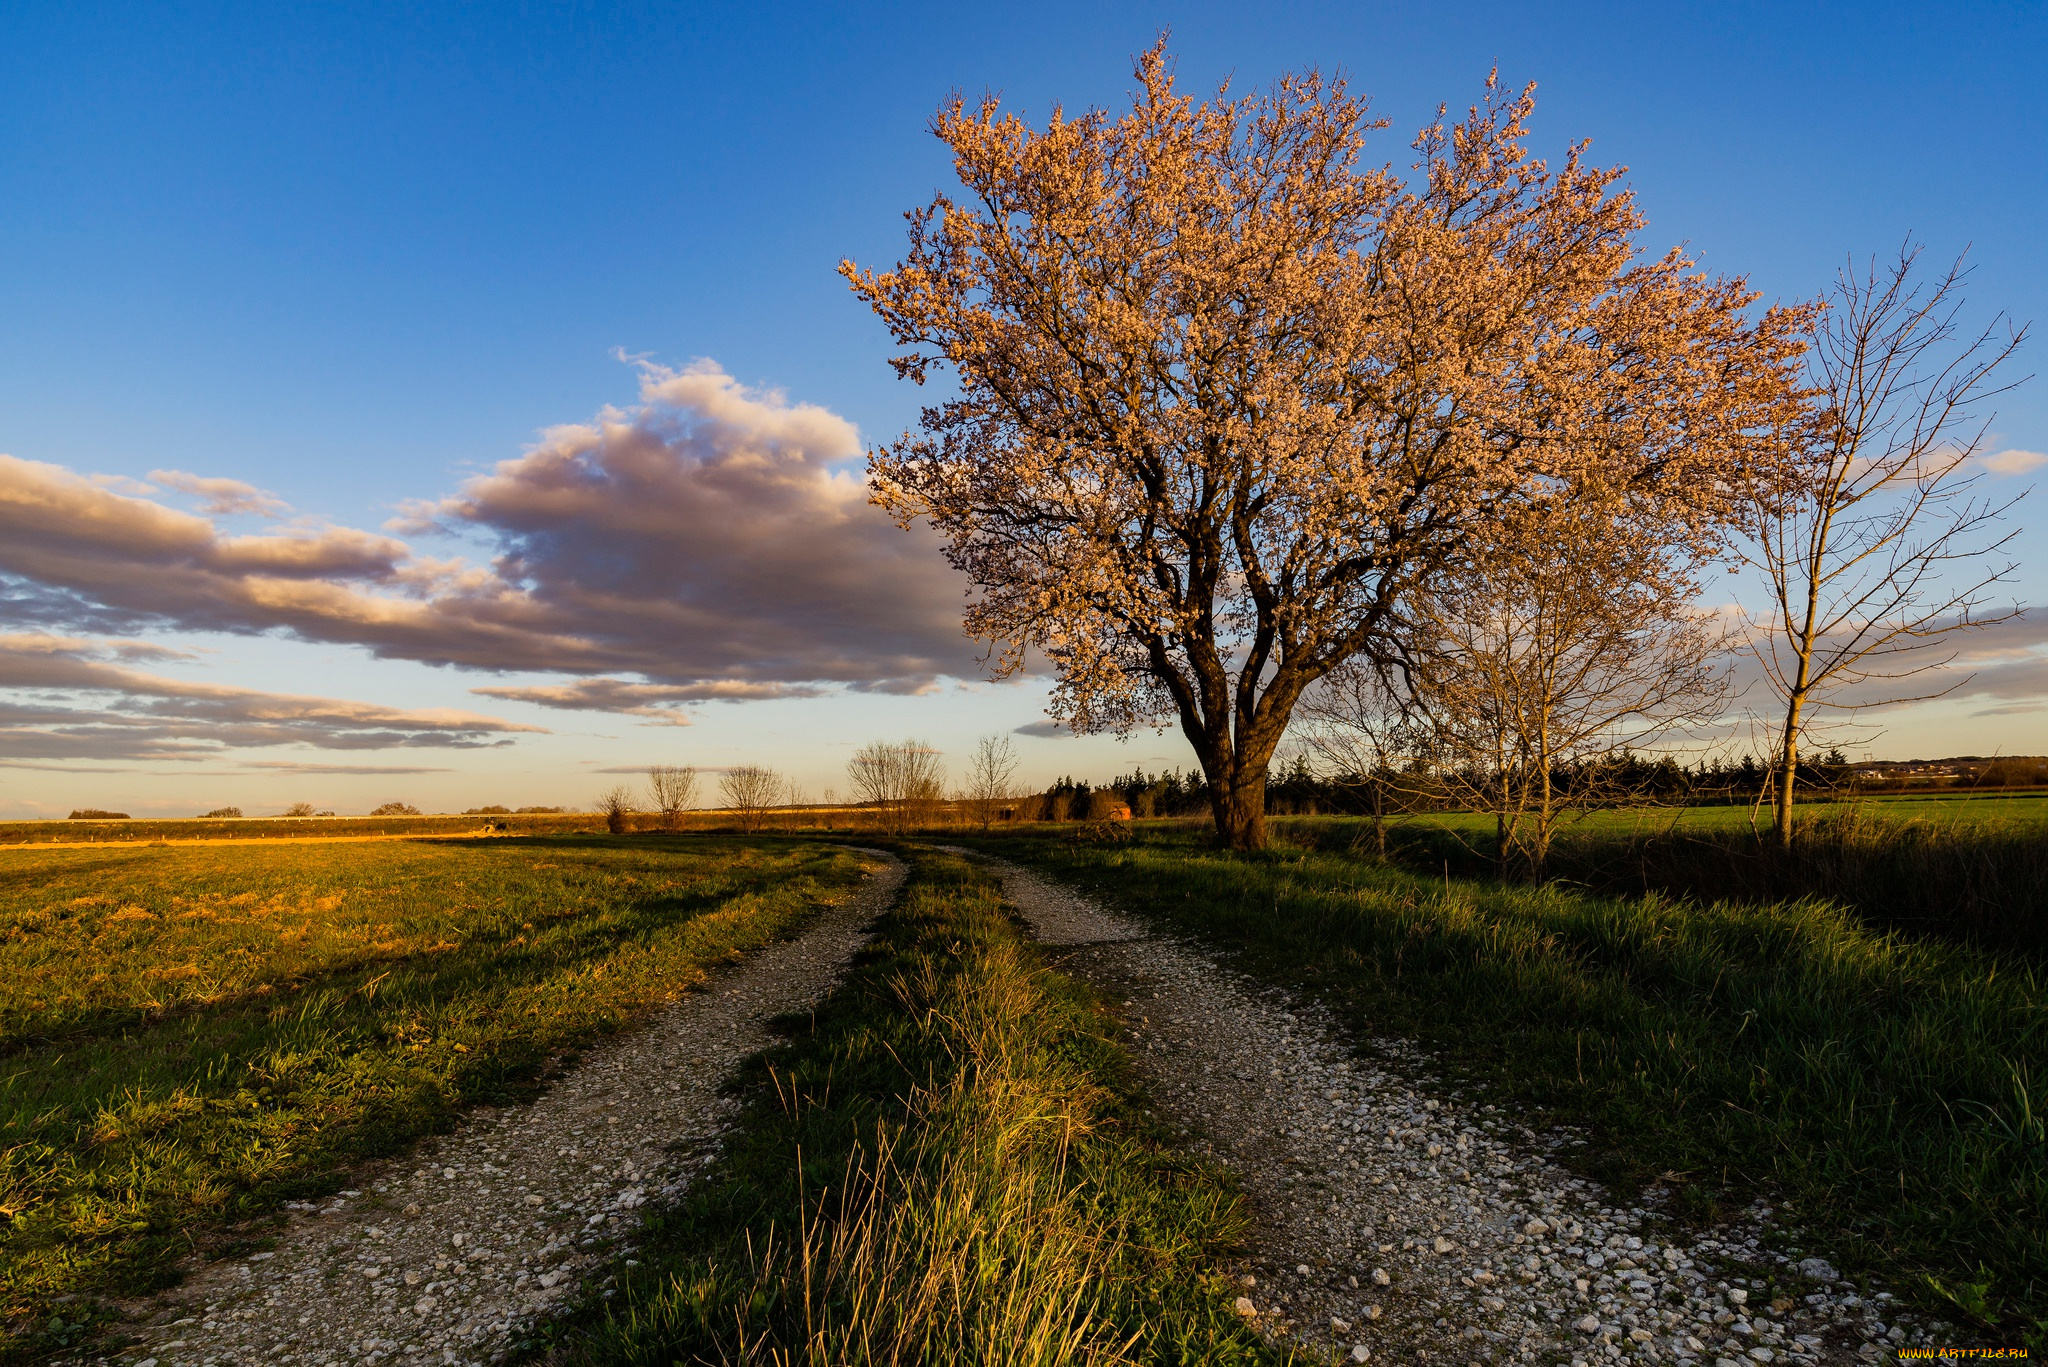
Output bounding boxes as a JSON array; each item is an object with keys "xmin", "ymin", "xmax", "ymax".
[
  {"xmin": 81, "ymin": 849, "xmax": 904, "ymax": 1367},
  {"xmin": 962, "ymin": 850, "xmax": 1940, "ymax": 1367}
]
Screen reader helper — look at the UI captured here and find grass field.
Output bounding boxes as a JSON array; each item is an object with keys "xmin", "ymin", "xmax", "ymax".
[
  {"xmin": 540, "ymin": 846, "xmax": 1275, "ymax": 1366},
  {"xmin": 0, "ymin": 834, "xmax": 871, "ymax": 1358},
  {"xmin": 1282, "ymin": 796, "xmax": 2048, "ymax": 958},
  {"xmin": 972, "ymin": 827, "xmax": 2047, "ymax": 1343},
  {"xmin": 1359, "ymin": 792, "xmax": 2048, "ymax": 837}
]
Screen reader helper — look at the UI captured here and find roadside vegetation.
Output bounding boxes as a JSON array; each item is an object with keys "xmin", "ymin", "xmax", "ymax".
[
  {"xmin": 0, "ymin": 835, "xmax": 868, "ymax": 1354},
  {"xmin": 1355, "ymin": 802, "xmax": 2048, "ymax": 959},
  {"xmin": 546, "ymin": 846, "xmax": 1273, "ymax": 1367},
  {"xmin": 969, "ymin": 825, "xmax": 2046, "ymax": 1339}
]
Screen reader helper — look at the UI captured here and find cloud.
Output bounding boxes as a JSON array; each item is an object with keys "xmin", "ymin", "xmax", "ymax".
[
  {"xmin": 0, "ymin": 361, "xmax": 974, "ymax": 706},
  {"xmin": 1980, "ymin": 448, "xmax": 2048, "ymax": 477},
  {"xmin": 1734, "ymin": 608, "xmax": 2048, "ymax": 715},
  {"xmin": 473, "ymin": 675, "xmax": 821, "ymax": 723},
  {"xmin": 148, "ymin": 469, "xmax": 290, "ymax": 516},
  {"xmin": 1014, "ymin": 719, "xmax": 1070, "ymax": 737},
  {"xmin": 236, "ymin": 761, "xmax": 457, "ymax": 774},
  {"xmin": 0, "ymin": 633, "xmax": 543, "ymax": 762}
]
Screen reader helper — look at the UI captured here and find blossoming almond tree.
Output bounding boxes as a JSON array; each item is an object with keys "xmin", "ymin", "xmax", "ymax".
[{"xmin": 843, "ymin": 44, "xmax": 1807, "ymax": 850}]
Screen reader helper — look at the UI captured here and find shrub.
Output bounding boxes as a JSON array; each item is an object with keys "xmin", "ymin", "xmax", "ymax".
[
  {"xmin": 198, "ymin": 807, "xmax": 242, "ymax": 819},
  {"xmin": 369, "ymin": 802, "xmax": 422, "ymax": 816},
  {"xmin": 66, "ymin": 809, "xmax": 130, "ymax": 820},
  {"xmin": 280, "ymin": 803, "xmax": 318, "ymax": 818},
  {"xmin": 595, "ymin": 786, "xmax": 635, "ymax": 835},
  {"xmin": 464, "ymin": 805, "xmax": 512, "ymax": 815}
]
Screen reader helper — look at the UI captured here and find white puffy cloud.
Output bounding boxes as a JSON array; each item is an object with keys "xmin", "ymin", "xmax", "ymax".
[
  {"xmin": 148, "ymin": 469, "xmax": 291, "ymax": 516},
  {"xmin": 1980, "ymin": 448, "xmax": 2048, "ymax": 477}
]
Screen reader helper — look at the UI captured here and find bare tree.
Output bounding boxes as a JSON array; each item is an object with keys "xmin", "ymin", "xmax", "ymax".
[
  {"xmin": 1408, "ymin": 509, "xmax": 1729, "ymax": 878},
  {"xmin": 1296, "ymin": 665, "xmax": 1433, "ymax": 858},
  {"xmin": 647, "ymin": 765, "xmax": 698, "ymax": 831},
  {"xmin": 781, "ymin": 777, "xmax": 809, "ymax": 830},
  {"xmin": 595, "ymin": 785, "xmax": 635, "ymax": 835},
  {"xmin": 1749, "ymin": 244, "xmax": 2028, "ymax": 848},
  {"xmin": 847, "ymin": 740, "xmax": 947, "ymax": 834},
  {"xmin": 844, "ymin": 44, "xmax": 1808, "ymax": 848},
  {"xmin": 960, "ymin": 734, "xmax": 1021, "ymax": 830},
  {"xmin": 719, "ymin": 766, "xmax": 781, "ymax": 834}
]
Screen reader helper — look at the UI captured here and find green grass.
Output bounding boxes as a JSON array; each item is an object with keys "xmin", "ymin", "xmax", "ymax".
[
  {"xmin": 970, "ymin": 827, "xmax": 2047, "ymax": 1345},
  {"xmin": 1484, "ymin": 793, "xmax": 2046, "ymax": 830},
  {"xmin": 540, "ymin": 845, "xmax": 1278, "ymax": 1367},
  {"xmin": 1320, "ymin": 799, "xmax": 2048, "ymax": 957},
  {"xmin": 0, "ymin": 835, "xmax": 871, "ymax": 1358}
]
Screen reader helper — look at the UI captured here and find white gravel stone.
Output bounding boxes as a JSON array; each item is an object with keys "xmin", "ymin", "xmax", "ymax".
[{"xmin": 68, "ymin": 851, "xmax": 904, "ymax": 1367}]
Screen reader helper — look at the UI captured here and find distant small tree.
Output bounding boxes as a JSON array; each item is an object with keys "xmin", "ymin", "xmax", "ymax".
[
  {"xmin": 960, "ymin": 734, "xmax": 1021, "ymax": 830},
  {"xmin": 465, "ymin": 805, "xmax": 512, "ymax": 815},
  {"xmin": 281, "ymin": 802, "xmax": 317, "ymax": 818},
  {"xmin": 647, "ymin": 765, "xmax": 699, "ymax": 832},
  {"xmin": 370, "ymin": 802, "xmax": 422, "ymax": 817},
  {"xmin": 847, "ymin": 740, "xmax": 946, "ymax": 833},
  {"xmin": 198, "ymin": 806, "xmax": 243, "ymax": 819},
  {"xmin": 595, "ymin": 785, "xmax": 635, "ymax": 835},
  {"xmin": 719, "ymin": 766, "xmax": 781, "ymax": 833},
  {"xmin": 516, "ymin": 805, "xmax": 566, "ymax": 814},
  {"xmin": 68, "ymin": 808, "xmax": 131, "ymax": 820}
]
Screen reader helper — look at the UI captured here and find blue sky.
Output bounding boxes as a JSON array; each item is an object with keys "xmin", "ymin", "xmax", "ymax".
[{"xmin": 1, "ymin": 1, "xmax": 2043, "ymax": 817}]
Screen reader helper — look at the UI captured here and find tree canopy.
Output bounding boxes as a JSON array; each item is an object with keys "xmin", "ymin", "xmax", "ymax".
[{"xmin": 844, "ymin": 44, "xmax": 1807, "ymax": 848}]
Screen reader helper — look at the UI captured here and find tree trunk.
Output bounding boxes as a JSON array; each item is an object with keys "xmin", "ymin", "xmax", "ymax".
[
  {"xmin": 1773, "ymin": 695, "xmax": 1803, "ymax": 851},
  {"xmin": 1210, "ymin": 765, "xmax": 1269, "ymax": 851}
]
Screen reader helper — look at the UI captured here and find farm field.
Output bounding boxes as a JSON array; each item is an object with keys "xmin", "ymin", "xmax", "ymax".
[
  {"xmin": 971, "ymin": 825, "xmax": 2048, "ymax": 1339},
  {"xmin": 0, "ymin": 835, "xmax": 869, "ymax": 1353}
]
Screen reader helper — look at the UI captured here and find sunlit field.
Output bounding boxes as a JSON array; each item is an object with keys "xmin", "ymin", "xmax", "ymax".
[{"xmin": 0, "ymin": 835, "xmax": 869, "ymax": 1347}]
